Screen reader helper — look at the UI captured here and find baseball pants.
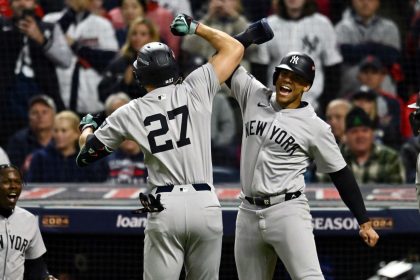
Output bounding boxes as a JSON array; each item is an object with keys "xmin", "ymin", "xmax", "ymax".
[
  {"xmin": 143, "ymin": 184, "xmax": 223, "ymax": 280},
  {"xmin": 234, "ymin": 195, "xmax": 324, "ymax": 280}
]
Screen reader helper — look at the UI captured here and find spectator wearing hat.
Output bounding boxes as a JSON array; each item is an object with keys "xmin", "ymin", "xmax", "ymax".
[
  {"xmin": 357, "ymin": 55, "xmax": 410, "ymax": 142},
  {"xmin": 340, "ymin": 107, "xmax": 405, "ymax": 184},
  {"xmin": 6, "ymin": 95, "xmax": 56, "ymax": 170},
  {"xmin": 0, "ymin": 0, "xmax": 71, "ymax": 146},
  {"xmin": 335, "ymin": 0, "xmax": 402, "ymax": 98}
]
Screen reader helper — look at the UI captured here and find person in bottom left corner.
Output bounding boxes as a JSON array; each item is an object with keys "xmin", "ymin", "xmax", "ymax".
[{"xmin": 0, "ymin": 164, "xmax": 57, "ymax": 280}]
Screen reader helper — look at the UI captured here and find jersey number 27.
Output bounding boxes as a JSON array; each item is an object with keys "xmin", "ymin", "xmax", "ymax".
[{"xmin": 144, "ymin": 105, "xmax": 191, "ymax": 154}]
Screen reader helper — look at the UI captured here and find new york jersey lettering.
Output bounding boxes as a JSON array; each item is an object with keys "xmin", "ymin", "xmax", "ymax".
[{"xmin": 245, "ymin": 121, "xmax": 299, "ymax": 155}]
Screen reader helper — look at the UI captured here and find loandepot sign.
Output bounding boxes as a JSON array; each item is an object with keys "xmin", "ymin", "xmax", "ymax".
[{"xmin": 116, "ymin": 215, "xmax": 147, "ymax": 228}]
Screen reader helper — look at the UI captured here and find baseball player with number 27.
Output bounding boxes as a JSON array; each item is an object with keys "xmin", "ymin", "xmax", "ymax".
[
  {"xmin": 0, "ymin": 164, "xmax": 57, "ymax": 280},
  {"xmin": 76, "ymin": 13, "xmax": 273, "ymax": 280},
  {"xmin": 226, "ymin": 48, "xmax": 379, "ymax": 279}
]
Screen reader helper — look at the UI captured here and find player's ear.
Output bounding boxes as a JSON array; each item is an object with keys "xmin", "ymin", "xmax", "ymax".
[{"xmin": 303, "ymin": 84, "xmax": 311, "ymax": 93}]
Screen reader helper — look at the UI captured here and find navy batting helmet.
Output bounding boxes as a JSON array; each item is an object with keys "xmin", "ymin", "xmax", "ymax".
[
  {"xmin": 133, "ymin": 42, "xmax": 180, "ymax": 88},
  {"xmin": 272, "ymin": 52, "xmax": 315, "ymax": 87}
]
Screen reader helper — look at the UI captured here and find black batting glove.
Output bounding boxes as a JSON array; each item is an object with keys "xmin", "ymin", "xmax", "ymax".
[
  {"xmin": 170, "ymin": 13, "xmax": 199, "ymax": 36},
  {"xmin": 132, "ymin": 193, "xmax": 165, "ymax": 214},
  {"xmin": 233, "ymin": 18, "xmax": 274, "ymax": 49},
  {"xmin": 79, "ymin": 113, "xmax": 106, "ymax": 133}
]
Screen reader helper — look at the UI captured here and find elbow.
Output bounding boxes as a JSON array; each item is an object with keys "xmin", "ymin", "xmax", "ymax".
[{"xmin": 230, "ymin": 41, "xmax": 245, "ymax": 65}]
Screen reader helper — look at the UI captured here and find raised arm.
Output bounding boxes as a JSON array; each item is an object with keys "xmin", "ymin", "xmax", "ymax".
[{"xmin": 171, "ymin": 14, "xmax": 244, "ymax": 84}]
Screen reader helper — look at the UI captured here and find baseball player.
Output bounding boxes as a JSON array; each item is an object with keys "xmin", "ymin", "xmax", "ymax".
[
  {"xmin": 0, "ymin": 164, "xmax": 57, "ymax": 280},
  {"xmin": 75, "ymin": 14, "xmax": 272, "ymax": 280},
  {"xmin": 227, "ymin": 51, "xmax": 379, "ymax": 279},
  {"xmin": 408, "ymin": 99, "xmax": 420, "ymax": 211}
]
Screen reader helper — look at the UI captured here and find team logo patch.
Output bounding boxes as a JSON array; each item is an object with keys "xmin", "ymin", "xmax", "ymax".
[{"xmin": 290, "ymin": 56, "xmax": 299, "ymax": 65}]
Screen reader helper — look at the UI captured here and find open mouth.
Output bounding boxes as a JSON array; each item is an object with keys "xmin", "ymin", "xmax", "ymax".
[
  {"xmin": 7, "ymin": 193, "xmax": 18, "ymax": 204},
  {"xmin": 279, "ymin": 85, "xmax": 293, "ymax": 95}
]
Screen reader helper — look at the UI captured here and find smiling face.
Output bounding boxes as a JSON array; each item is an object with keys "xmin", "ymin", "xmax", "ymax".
[
  {"xmin": 0, "ymin": 167, "xmax": 23, "ymax": 210},
  {"xmin": 275, "ymin": 69, "xmax": 311, "ymax": 109},
  {"xmin": 346, "ymin": 126, "xmax": 374, "ymax": 155}
]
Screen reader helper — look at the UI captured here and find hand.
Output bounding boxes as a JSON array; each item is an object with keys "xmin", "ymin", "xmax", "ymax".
[
  {"xmin": 170, "ymin": 13, "xmax": 199, "ymax": 36},
  {"xmin": 359, "ymin": 221, "xmax": 379, "ymax": 247},
  {"xmin": 79, "ymin": 113, "xmax": 106, "ymax": 132},
  {"xmin": 132, "ymin": 193, "xmax": 165, "ymax": 214},
  {"xmin": 17, "ymin": 16, "xmax": 45, "ymax": 45}
]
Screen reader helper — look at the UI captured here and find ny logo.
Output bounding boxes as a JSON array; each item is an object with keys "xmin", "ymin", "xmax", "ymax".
[{"xmin": 290, "ymin": 56, "xmax": 299, "ymax": 64}]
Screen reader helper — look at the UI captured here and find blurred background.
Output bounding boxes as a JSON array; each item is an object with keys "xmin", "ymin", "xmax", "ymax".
[{"xmin": 1, "ymin": 0, "xmax": 420, "ymax": 279}]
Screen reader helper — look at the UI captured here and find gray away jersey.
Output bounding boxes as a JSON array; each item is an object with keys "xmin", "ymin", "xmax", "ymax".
[
  {"xmin": 230, "ymin": 66, "xmax": 346, "ymax": 197},
  {"xmin": 0, "ymin": 207, "xmax": 47, "ymax": 280},
  {"xmin": 95, "ymin": 63, "xmax": 220, "ymax": 187}
]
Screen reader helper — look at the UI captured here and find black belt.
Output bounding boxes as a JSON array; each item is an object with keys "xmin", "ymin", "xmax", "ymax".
[
  {"xmin": 245, "ymin": 191, "xmax": 302, "ymax": 207},
  {"xmin": 155, "ymin": 183, "xmax": 211, "ymax": 193}
]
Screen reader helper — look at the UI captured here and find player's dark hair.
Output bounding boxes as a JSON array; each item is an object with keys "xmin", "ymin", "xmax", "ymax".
[
  {"xmin": 119, "ymin": 0, "xmax": 147, "ymax": 12},
  {"xmin": 277, "ymin": 0, "xmax": 317, "ymax": 19}
]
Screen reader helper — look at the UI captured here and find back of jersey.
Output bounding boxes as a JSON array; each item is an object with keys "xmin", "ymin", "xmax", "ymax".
[{"xmin": 95, "ymin": 63, "xmax": 221, "ymax": 187}]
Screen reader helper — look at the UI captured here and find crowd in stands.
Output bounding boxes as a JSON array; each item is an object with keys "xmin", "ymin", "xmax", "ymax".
[{"xmin": 0, "ymin": 0, "xmax": 419, "ymax": 185}]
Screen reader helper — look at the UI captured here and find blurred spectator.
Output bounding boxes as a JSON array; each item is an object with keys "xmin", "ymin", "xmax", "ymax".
[
  {"xmin": 258, "ymin": 0, "xmax": 342, "ymax": 112},
  {"xmin": 0, "ymin": 0, "xmax": 71, "ymax": 145},
  {"xmin": 109, "ymin": 0, "xmax": 147, "ymax": 46},
  {"xmin": 350, "ymin": 86, "xmax": 402, "ymax": 149},
  {"xmin": 98, "ymin": 17, "xmax": 159, "ymax": 101},
  {"xmin": 43, "ymin": 0, "xmax": 119, "ymax": 116},
  {"xmin": 211, "ymin": 92, "xmax": 236, "ymax": 166},
  {"xmin": 357, "ymin": 56, "xmax": 408, "ymax": 146},
  {"xmin": 335, "ymin": 0, "xmax": 402, "ymax": 98},
  {"xmin": 0, "ymin": 147, "xmax": 10, "ymax": 164},
  {"xmin": 146, "ymin": 0, "xmax": 180, "ymax": 56},
  {"xmin": 325, "ymin": 98, "xmax": 352, "ymax": 144},
  {"xmin": 89, "ymin": 0, "xmax": 108, "ymax": 18},
  {"xmin": 104, "ymin": 93, "xmax": 147, "ymax": 184},
  {"xmin": 109, "ymin": 0, "xmax": 180, "ymax": 56},
  {"xmin": 181, "ymin": 0, "xmax": 260, "ymax": 77},
  {"xmin": 26, "ymin": 111, "xmax": 107, "ymax": 183},
  {"xmin": 154, "ymin": 0, "xmax": 192, "ymax": 17},
  {"xmin": 320, "ymin": 107, "xmax": 405, "ymax": 184},
  {"xmin": 7, "ymin": 95, "xmax": 55, "ymax": 170}
]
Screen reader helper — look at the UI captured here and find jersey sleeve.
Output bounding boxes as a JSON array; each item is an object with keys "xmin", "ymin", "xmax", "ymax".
[
  {"xmin": 183, "ymin": 63, "xmax": 221, "ymax": 105},
  {"xmin": 310, "ymin": 124, "xmax": 347, "ymax": 173},
  {"xmin": 319, "ymin": 15, "xmax": 342, "ymax": 66},
  {"xmin": 230, "ymin": 66, "xmax": 270, "ymax": 108},
  {"xmin": 94, "ymin": 105, "xmax": 131, "ymax": 150},
  {"xmin": 25, "ymin": 217, "xmax": 47, "ymax": 260}
]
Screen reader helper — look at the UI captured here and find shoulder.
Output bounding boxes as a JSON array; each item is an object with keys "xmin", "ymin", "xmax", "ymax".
[
  {"xmin": 335, "ymin": 17, "xmax": 354, "ymax": 29},
  {"xmin": 267, "ymin": 14, "xmax": 283, "ymax": 25},
  {"xmin": 307, "ymin": 13, "xmax": 333, "ymax": 25},
  {"xmin": 13, "ymin": 207, "xmax": 38, "ymax": 222},
  {"xmin": 9, "ymin": 128, "xmax": 29, "ymax": 143},
  {"xmin": 43, "ymin": 11, "xmax": 64, "ymax": 23},
  {"xmin": 376, "ymin": 16, "xmax": 399, "ymax": 30},
  {"xmin": 375, "ymin": 144, "xmax": 400, "ymax": 158}
]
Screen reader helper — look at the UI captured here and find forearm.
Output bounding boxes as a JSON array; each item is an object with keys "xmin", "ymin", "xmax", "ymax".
[
  {"xmin": 329, "ymin": 166, "xmax": 369, "ymax": 225},
  {"xmin": 79, "ymin": 127, "xmax": 94, "ymax": 149}
]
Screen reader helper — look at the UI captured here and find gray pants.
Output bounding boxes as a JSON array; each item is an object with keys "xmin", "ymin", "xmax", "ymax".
[
  {"xmin": 234, "ymin": 196, "xmax": 324, "ymax": 280},
  {"xmin": 143, "ymin": 185, "xmax": 223, "ymax": 280}
]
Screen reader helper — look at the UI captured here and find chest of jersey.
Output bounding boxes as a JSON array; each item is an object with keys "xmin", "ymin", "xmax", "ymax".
[{"xmin": 0, "ymin": 219, "xmax": 32, "ymax": 256}]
